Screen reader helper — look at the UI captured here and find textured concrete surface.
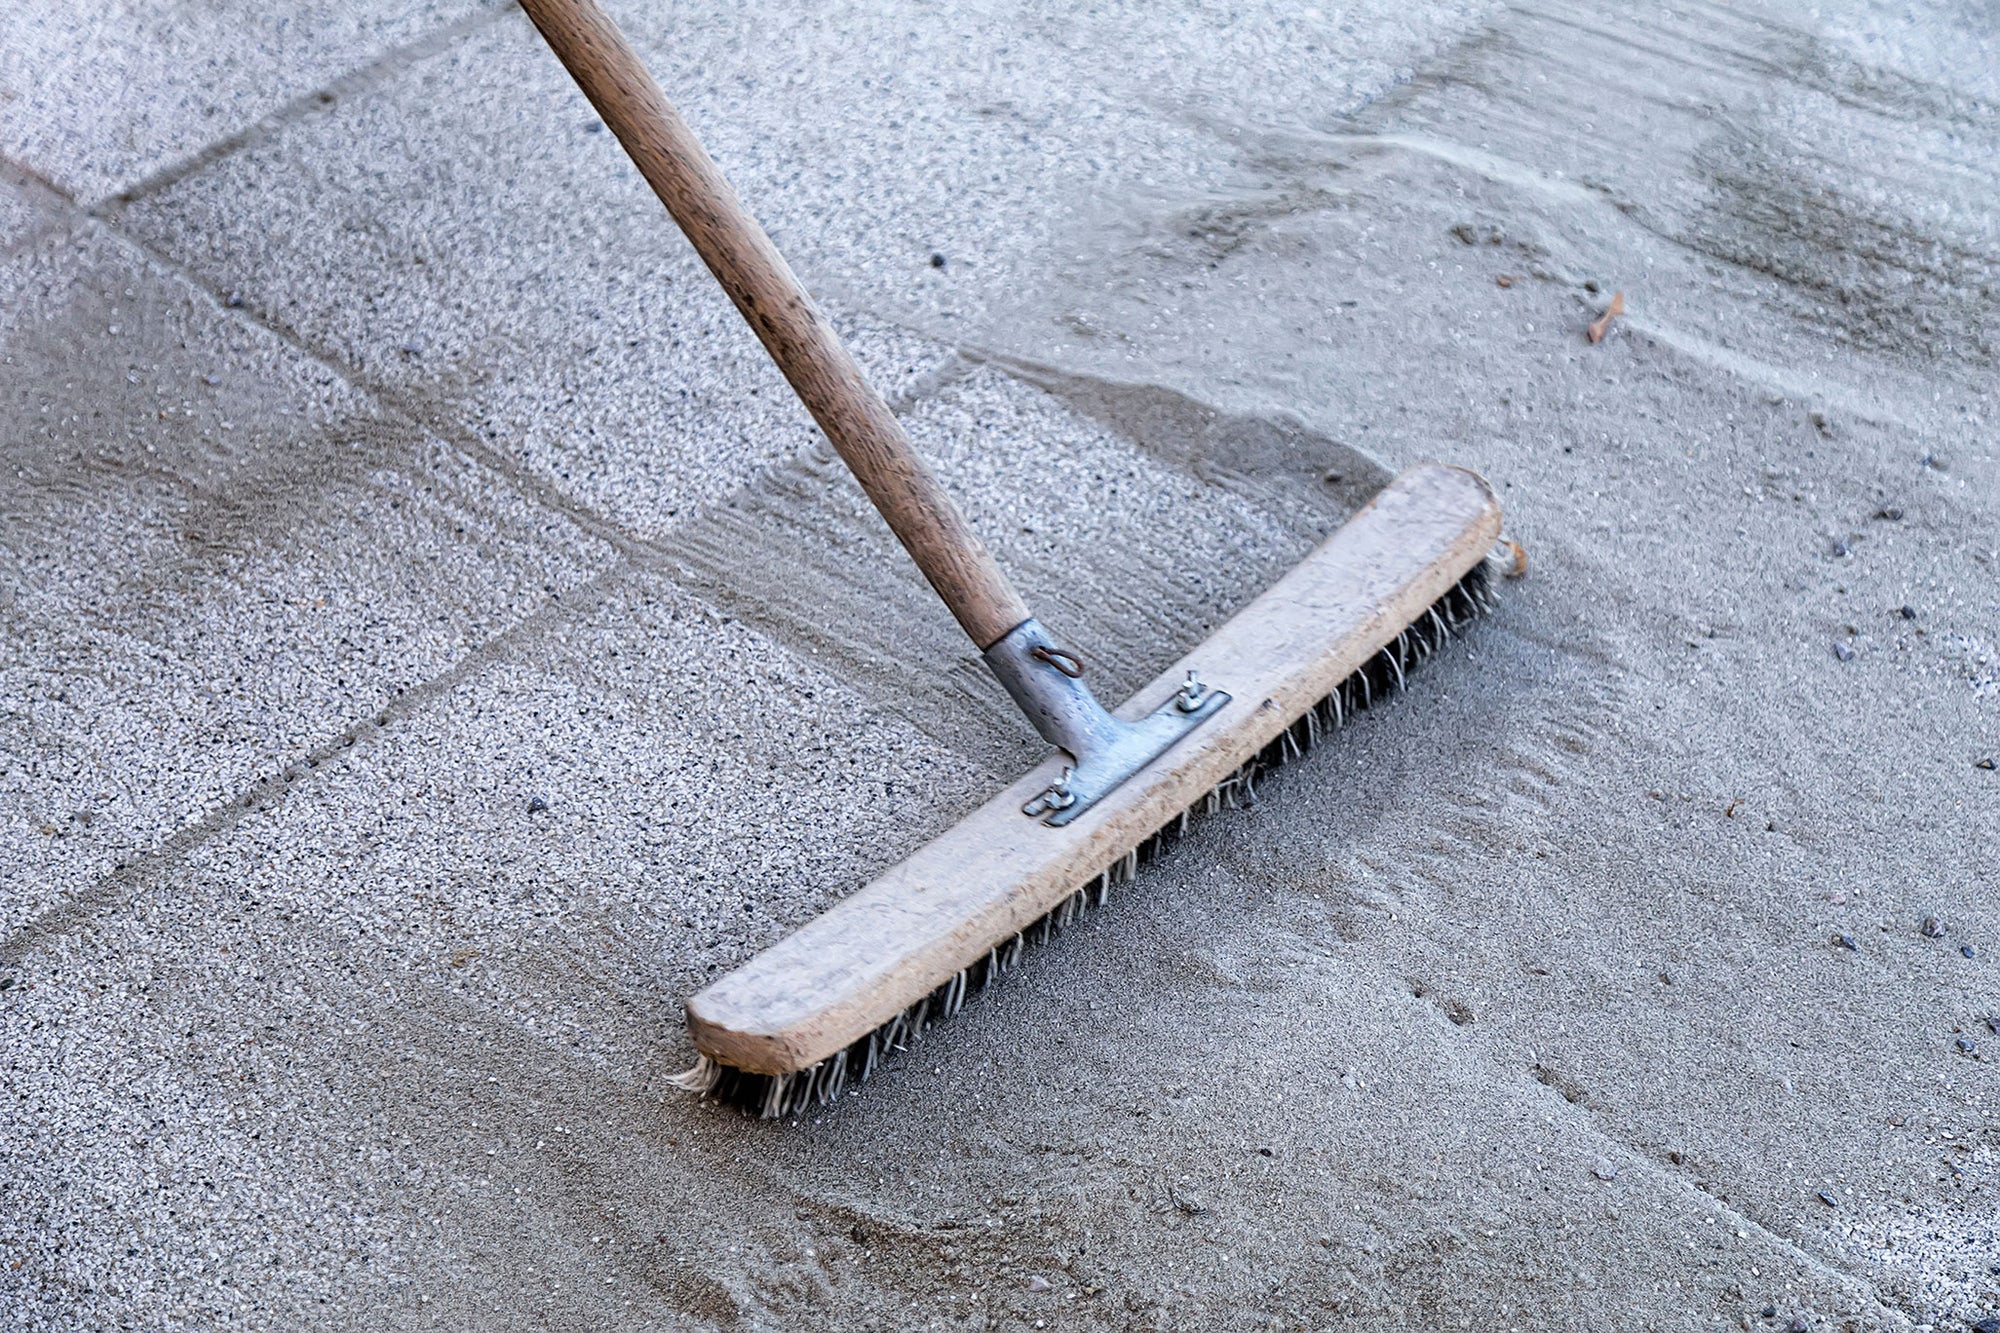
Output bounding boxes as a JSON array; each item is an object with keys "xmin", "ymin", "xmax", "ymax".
[
  {"xmin": 5, "ymin": 1, "xmax": 1997, "ymax": 1330},
  {"xmin": 0, "ymin": 0, "xmax": 506, "ymax": 203}
]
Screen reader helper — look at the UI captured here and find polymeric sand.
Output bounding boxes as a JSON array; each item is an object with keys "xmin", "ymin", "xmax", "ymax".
[{"xmin": 3, "ymin": 0, "xmax": 1995, "ymax": 1328}]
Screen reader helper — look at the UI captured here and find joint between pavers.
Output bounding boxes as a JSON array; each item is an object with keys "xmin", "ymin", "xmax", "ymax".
[
  {"xmin": 0, "ymin": 553, "xmax": 636, "ymax": 974},
  {"xmin": 1505, "ymin": 1046, "xmax": 1893, "ymax": 1307},
  {"xmin": 90, "ymin": 4, "xmax": 521, "ymax": 214},
  {"xmin": 89, "ymin": 217, "xmax": 653, "ymax": 570}
]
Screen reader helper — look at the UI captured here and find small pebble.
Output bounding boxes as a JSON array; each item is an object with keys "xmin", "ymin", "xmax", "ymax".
[
  {"xmin": 930, "ymin": 252, "xmax": 948, "ymax": 269},
  {"xmin": 1831, "ymin": 642, "xmax": 1854, "ymax": 662},
  {"xmin": 1761, "ymin": 1307, "xmax": 1777, "ymax": 1320},
  {"xmin": 527, "ymin": 795, "xmax": 549, "ymax": 814},
  {"xmin": 1833, "ymin": 934, "xmax": 1857, "ymax": 951},
  {"xmin": 1787, "ymin": 1319, "xmax": 1810, "ymax": 1333},
  {"xmin": 224, "ymin": 291, "xmax": 244, "ymax": 308},
  {"xmin": 1815, "ymin": 1190, "xmax": 1836, "ymax": 1207},
  {"xmin": 1897, "ymin": 605, "xmax": 1918, "ymax": 620},
  {"xmin": 1964, "ymin": 944, "xmax": 1978, "ymax": 959},
  {"xmin": 401, "ymin": 335, "xmax": 427, "ymax": 355},
  {"xmin": 1874, "ymin": 506, "xmax": 1903, "ymax": 521},
  {"xmin": 1829, "ymin": 539, "xmax": 1849, "ymax": 557},
  {"xmin": 1591, "ymin": 1158, "xmax": 1619, "ymax": 1181},
  {"xmin": 584, "ymin": 119, "xmax": 604, "ymax": 133},
  {"xmin": 202, "ymin": 373, "xmax": 220, "ymax": 386},
  {"xmin": 1956, "ymin": 1037, "xmax": 1979, "ymax": 1056},
  {"xmin": 1977, "ymin": 758, "xmax": 1996, "ymax": 770},
  {"xmin": 1257, "ymin": 1146, "xmax": 1275, "ymax": 1157},
  {"xmin": 1025, "ymin": 1275, "xmax": 1051, "ymax": 1293},
  {"xmin": 1921, "ymin": 916, "xmax": 1947, "ymax": 938}
]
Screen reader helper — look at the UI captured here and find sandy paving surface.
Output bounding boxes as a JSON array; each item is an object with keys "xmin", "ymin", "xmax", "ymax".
[{"xmin": 3, "ymin": 1, "xmax": 1995, "ymax": 1329}]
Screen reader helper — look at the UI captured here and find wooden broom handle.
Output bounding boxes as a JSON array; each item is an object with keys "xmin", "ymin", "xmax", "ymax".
[{"xmin": 518, "ymin": 0, "xmax": 1031, "ymax": 650}]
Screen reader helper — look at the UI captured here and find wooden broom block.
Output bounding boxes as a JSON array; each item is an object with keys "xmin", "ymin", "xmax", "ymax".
[{"xmin": 686, "ymin": 464, "xmax": 1503, "ymax": 1075}]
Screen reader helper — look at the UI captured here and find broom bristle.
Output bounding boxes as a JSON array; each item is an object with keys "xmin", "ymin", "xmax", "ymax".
[{"xmin": 670, "ymin": 559, "xmax": 1499, "ymax": 1117}]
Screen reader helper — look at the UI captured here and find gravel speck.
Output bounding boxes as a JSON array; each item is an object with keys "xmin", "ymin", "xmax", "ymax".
[
  {"xmin": 526, "ymin": 794, "xmax": 549, "ymax": 814},
  {"xmin": 930, "ymin": 252, "xmax": 948, "ymax": 269},
  {"xmin": 1831, "ymin": 641, "xmax": 1854, "ymax": 661},
  {"xmin": 1963, "ymin": 944, "xmax": 1978, "ymax": 959},
  {"xmin": 1833, "ymin": 934, "xmax": 1857, "ymax": 950},
  {"xmin": 1956, "ymin": 1038, "xmax": 1979, "ymax": 1057},
  {"xmin": 1920, "ymin": 915, "xmax": 1947, "ymax": 938},
  {"xmin": 1025, "ymin": 1275, "xmax": 1051, "ymax": 1292},
  {"xmin": 1814, "ymin": 1190, "xmax": 1836, "ymax": 1207},
  {"xmin": 1591, "ymin": 1158, "xmax": 1620, "ymax": 1181}
]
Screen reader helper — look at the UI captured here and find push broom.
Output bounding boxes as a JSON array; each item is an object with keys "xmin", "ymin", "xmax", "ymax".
[{"xmin": 517, "ymin": 0, "xmax": 1506, "ymax": 1117}]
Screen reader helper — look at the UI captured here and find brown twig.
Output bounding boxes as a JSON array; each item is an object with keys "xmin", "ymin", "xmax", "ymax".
[{"xmin": 1587, "ymin": 291, "xmax": 1626, "ymax": 344}]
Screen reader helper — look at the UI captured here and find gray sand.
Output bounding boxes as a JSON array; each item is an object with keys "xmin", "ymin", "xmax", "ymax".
[{"xmin": 3, "ymin": 0, "xmax": 1995, "ymax": 1329}]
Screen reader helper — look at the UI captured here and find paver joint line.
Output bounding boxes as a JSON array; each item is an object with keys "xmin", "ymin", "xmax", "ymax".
[
  {"xmin": 0, "ymin": 555, "xmax": 633, "ymax": 972},
  {"xmin": 91, "ymin": 5, "xmax": 519, "ymax": 214}
]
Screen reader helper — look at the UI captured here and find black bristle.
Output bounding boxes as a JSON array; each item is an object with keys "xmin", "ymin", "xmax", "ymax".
[{"xmin": 674, "ymin": 561, "xmax": 1497, "ymax": 1117}]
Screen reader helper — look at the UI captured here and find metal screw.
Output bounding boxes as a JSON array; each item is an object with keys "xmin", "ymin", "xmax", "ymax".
[
  {"xmin": 1022, "ymin": 766, "xmax": 1077, "ymax": 818},
  {"xmin": 1175, "ymin": 669, "xmax": 1209, "ymax": 713}
]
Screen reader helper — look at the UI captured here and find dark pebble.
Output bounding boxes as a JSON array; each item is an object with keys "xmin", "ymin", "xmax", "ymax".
[
  {"xmin": 1257, "ymin": 1146, "xmax": 1274, "ymax": 1157},
  {"xmin": 223, "ymin": 291, "xmax": 244, "ymax": 308},
  {"xmin": 1978, "ymin": 758, "xmax": 1996, "ymax": 770},
  {"xmin": 526, "ymin": 795, "xmax": 549, "ymax": 814},
  {"xmin": 1830, "ymin": 539, "xmax": 1849, "ymax": 557},
  {"xmin": 1956, "ymin": 1037, "xmax": 1979, "ymax": 1056},
  {"xmin": 584, "ymin": 119, "xmax": 604, "ymax": 132},
  {"xmin": 1815, "ymin": 1189, "xmax": 1836, "ymax": 1207},
  {"xmin": 1921, "ymin": 915, "xmax": 1947, "ymax": 938},
  {"xmin": 1964, "ymin": 944, "xmax": 1979, "ymax": 959},
  {"xmin": 1898, "ymin": 605, "xmax": 1918, "ymax": 620},
  {"xmin": 1834, "ymin": 934, "xmax": 1857, "ymax": 950},
  {"xmin": 1831, "ymin": 642, "xmax": 1854, "ymax": 662},
  {"xmin": 1761, "ymin": 1307, "xmax": 1776, "ymax": 1320},
  {"xmin": 1787, "ymin": 1319, "xmax": 1810, "ymax": 1333},
  {"xmin": 1874, "ymin": 506, "xmax": 1903, "ymax": 521},
  {"xmin": 930, "ymin": 252, "xmax": 948, "ymax": 269}
]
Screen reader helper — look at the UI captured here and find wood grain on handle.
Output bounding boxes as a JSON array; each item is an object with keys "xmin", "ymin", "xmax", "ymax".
[{"xmin": 518, "ymin": 0, "xmax": 1030, "ymax": 648}]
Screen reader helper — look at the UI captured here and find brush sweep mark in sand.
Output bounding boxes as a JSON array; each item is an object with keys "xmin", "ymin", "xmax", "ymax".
[{"xmin": 517, "ymin": 0, "xmax": 1509, "ymax": 1114}]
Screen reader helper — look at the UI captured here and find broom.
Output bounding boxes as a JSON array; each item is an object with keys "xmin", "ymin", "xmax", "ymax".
[{"xmin": 516, "ymin": 0, "xmax": 1507, "ymax": 1117}]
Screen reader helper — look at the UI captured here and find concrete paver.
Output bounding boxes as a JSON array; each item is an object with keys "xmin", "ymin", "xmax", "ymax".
[
  {"xmin": 4, "ymin": 0, "xmax": 1996, "ymax": 1328},
  {"xmin": 119, "ymin": 0, "xmax": 1488, "ymax": 535},
  {"xmin": 0, "ymin": 219, "xmax": 613, "ymax": 935},
  {"xmin": 0, "ymin": 0, "xmax": 505, "ymax": 203}
]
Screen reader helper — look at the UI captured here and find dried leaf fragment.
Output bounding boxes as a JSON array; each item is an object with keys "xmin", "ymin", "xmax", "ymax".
[{"xmin": 1587, "ymin": 291, "xmax": 1626, "ymax": 343}]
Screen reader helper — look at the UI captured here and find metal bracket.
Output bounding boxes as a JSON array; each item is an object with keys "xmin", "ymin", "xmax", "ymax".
[{"xmin": 983, "ymin": 619, "xmax": 1230, "ymax": 827}]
